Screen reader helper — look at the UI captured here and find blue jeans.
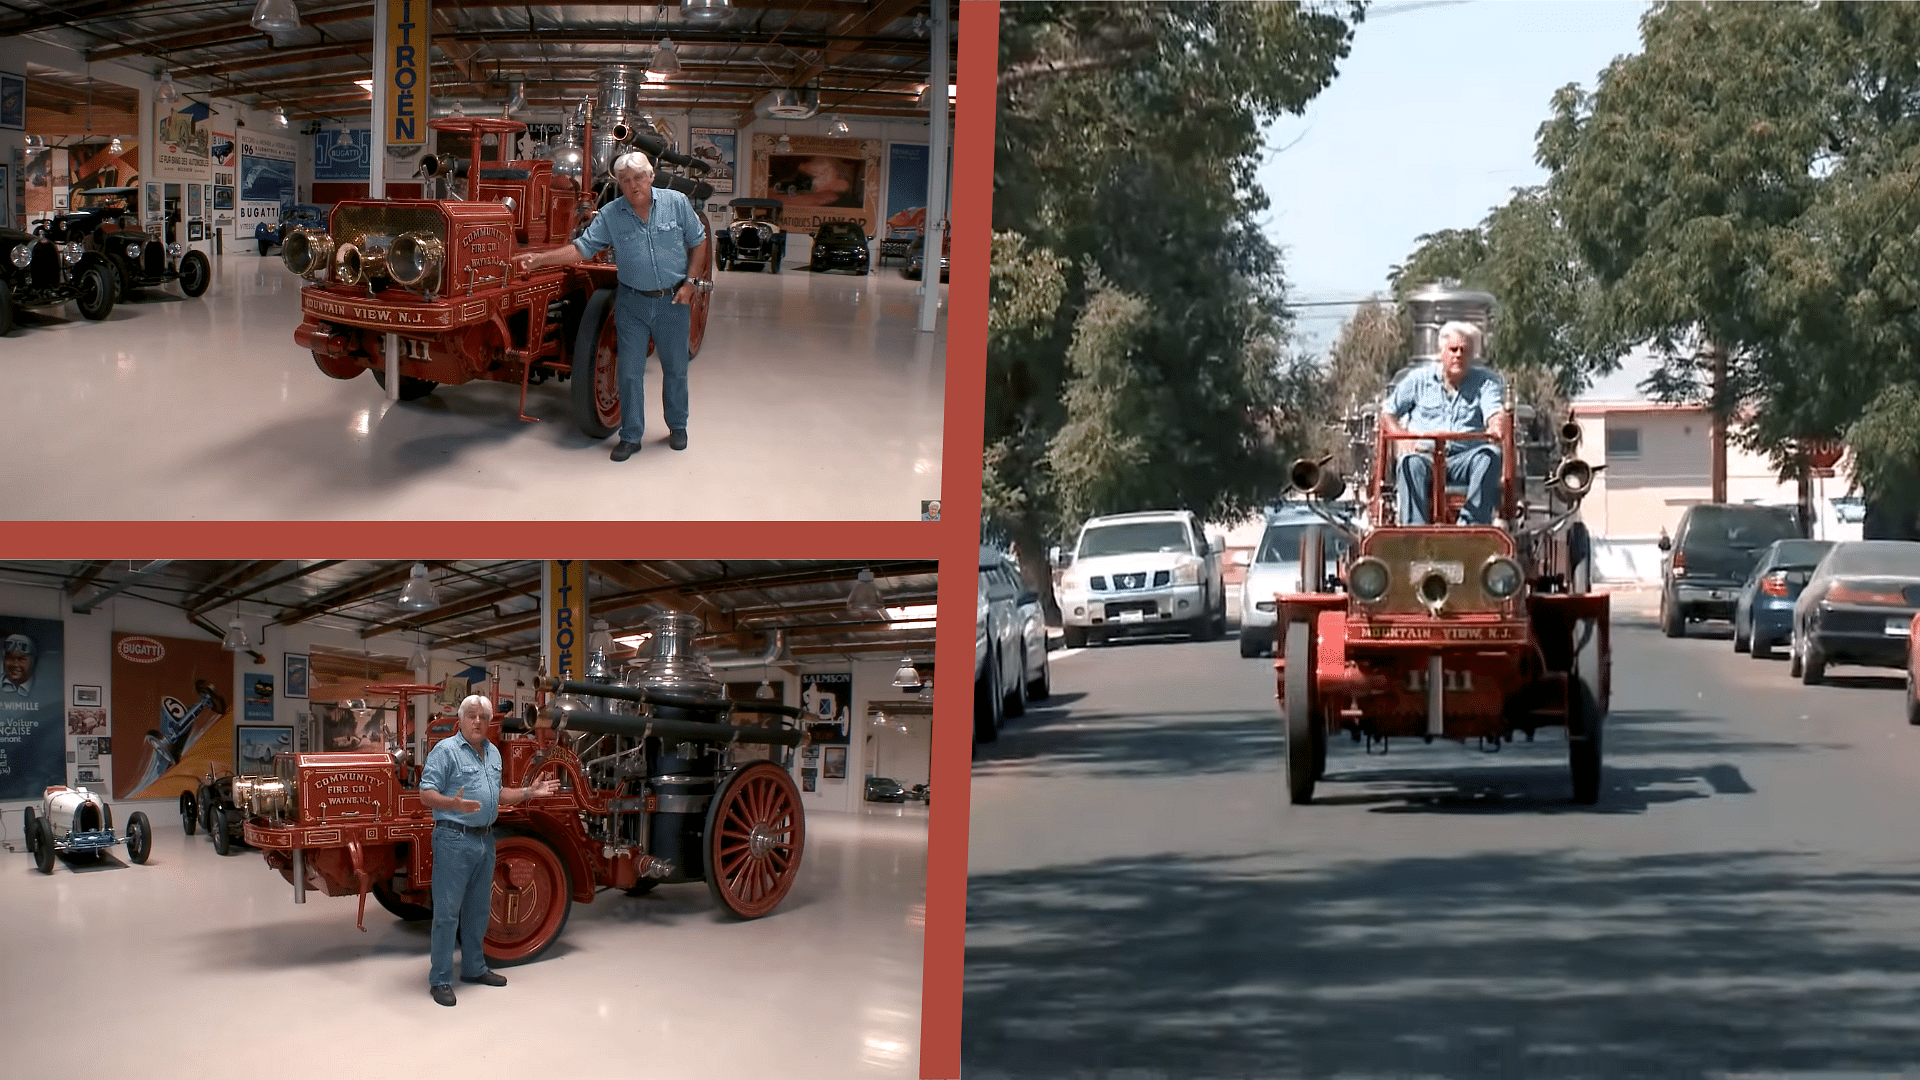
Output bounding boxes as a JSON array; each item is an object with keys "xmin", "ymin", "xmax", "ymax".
[
  {"xmin": 1398, "ymin": 444, "xmax": 1501, "ymax": 525},
  {"xmin": 615, "ymin": 285, "xmax": 692, "ymax": 443},
  {"xmin": 429, "ymin": 824, "xmax": 494, "ymax": 987}
]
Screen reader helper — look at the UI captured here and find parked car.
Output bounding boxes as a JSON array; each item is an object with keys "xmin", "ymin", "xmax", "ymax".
[
  {"xmin": 903, "ymin": 223, "xmax": 949, "ymax": 282},
  {"xmin": 1659, "ymin": 503, "xmax": 1804, "ymax": 636},
  {"xmin": 717, "ymin": 197, "xmax": 785, "ymax": 273},
  {"xmin": 1238, "ymin": 506, "xmax": 1352, "ymax": 658},
  {"xmin": 975, "ymin": 549, "xmax": 1029, "ymax": 744},
  {"xmin": 808, "ymin": 220, "xmax": 871, "ymax": 274},
  {"xmin": 1055, "ymin": 510, "xmax": 1227, "ymax": 647},
  {"xmin": 53, "ymin": 186, "xmax": 211, "ymax": 302},
  {"xmin": 982, "ymin": 547, "xmax": 1050, "ymax": 701},
  {"xmin": 1790, "ymin": 540, "xmax": 1920, "ymax": 684},
  {"xmin": 179, "ymin": 767, "xmax": 248, "ymax": 855},
  {"xmin": 22, "ymin": 785, "xmax": 152, "ymax": 874},
  {"xmin": 1906, "ymin": 613, "xmax": 1920, "ymax": 726},
  {"xmin": 864, "ymin": 776, "xmax": 907, "ymax": 802},
  {"xmin": 0, "ymin": 224, "xmax": 116, "ymax": 333},
  {"xmin": 255, "ymin": 202, "xmax": 328, "ymax": 256},
  {"xmin": 1732, "ymin": 538, "xmax": 1834, "ymax": 658}
]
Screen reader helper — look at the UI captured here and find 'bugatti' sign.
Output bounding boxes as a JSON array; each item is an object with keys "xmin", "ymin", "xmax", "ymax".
[{"xmin": 117, "ymin": 637, "xmax": 166, "ymax": 663}]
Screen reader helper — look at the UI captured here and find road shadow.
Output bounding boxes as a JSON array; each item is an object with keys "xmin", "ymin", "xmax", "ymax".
[
  {"xmin": 972, "ymin": 703, "xmax": 1280, "ymax": 779},
  {"xmin": 963, "ymin": 849, "xmax": 1920, "ymax": 1079},
  {"xmin": 1817, "ymin": 673, "xmax": 1904, "ymax": 692}
]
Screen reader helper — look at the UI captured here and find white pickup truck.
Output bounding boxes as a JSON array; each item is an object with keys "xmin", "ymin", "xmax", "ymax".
[{"xmin": 1054, "ymin": 510, "xmax": 1227, "ymax": 648}]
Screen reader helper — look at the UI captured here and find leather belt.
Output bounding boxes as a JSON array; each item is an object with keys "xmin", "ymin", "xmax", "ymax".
[
  {"xmin": 435, "ymin": 820, "xmax": 492, "ymax": 836},
  {"xmin": 624, "ymin": 279, "xmax": 685, "ymax": 298}
]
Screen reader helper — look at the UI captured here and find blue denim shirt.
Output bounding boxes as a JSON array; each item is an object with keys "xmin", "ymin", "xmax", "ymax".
[
  {"xmin": 572, "ymin": 187, "xmax": 708, "ymax": 292},
  {"xmin": 419, "ymin": 734, "xmax": 502, "ymax": 827},
  {"xmin": 1384, "ymin": 362, "xmax": 1507, "ymax": 447}
]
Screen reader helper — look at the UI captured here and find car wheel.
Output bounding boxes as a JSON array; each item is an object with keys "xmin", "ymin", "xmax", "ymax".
[
  {"xmin": 1751, "ymin": 631, "xmax": 1772, "ymax": 660},
  {"xmin": 31, "ymin": 818, "xmax": 55, "ymax": 874},
  {"xmin": 1790, "ymin": 632, "xmax": 1804, "ymax": 678},
  {"xmin": 73, "ymin": 262, "xmax": 115, "ymax": 320},
  {"xmin": 24, "ymin": 805, "xmax": 37, "ymax": 844},
  {"xmin": 1003, "ymin": 648, "xmax": 1028, "ymax": 719},
  {"xmin": 178, "ymin": 250, "xmax": 212, "ymax": 297},
  {"xmin": 1568, "ymin": 616, "xmax": 1606, "ymax": 805},
  {"xmin": 373, "ymin": 882, "xmax": 434, "ymax": 920},
  {"xmin": 1733, "ymin": 615, "xmax": 1750, "ymax": 653},
  {"xmin": 1908, "ymin": 668, "xmax": 1920, "ymax": 726},
  {"xmin": 1801, "ymin": 640, "xmax": 1827, "ymax": 685},
  {"xmin": 179, "ymin": 791, "xmax": 197, "ymax": 836},
  {"xmin": 210, "ymin": 805, "xmax": 233, "ymax": 855},
  {"xmin": 1283, "ymin": 620, "xmax": 1322, "ymax": 804},
  {"xmin": 371, "ymin": 366, "xmax": 439, "ymax": 402},
  {"xmin": 570, "ymin": 286, "xmax": 620, "ymax": 438},
  {"xmin": 1027, "ymin": 652, "xmax": 1050, "ymax": 702},
  {"xmin": 1063, "ymin": 626, "xmax": 1087, "ymax": 650},
  {"xmin": 126, "ymin": 812, "xmax": 151, "ymax": 865},
  {"xmin": 0, "ymin": 275, "xmax": 12, "ymax": 337},
  {"xmin": 1659, "ymin": 592, "xmax": 1685, "ymax": 638},
  {"xmin": 973, "ymin": 662, "xmax": 1001, "ymax": 744}
]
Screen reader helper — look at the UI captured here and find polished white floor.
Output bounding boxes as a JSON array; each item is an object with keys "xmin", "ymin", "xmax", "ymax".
[
  {"xmin": 0, "ymin": 250, "xmax": 946, "ymax": 519},
  {"xmin": 0, "ymin": 800, "xmax": 929, "ymax": 1078}
]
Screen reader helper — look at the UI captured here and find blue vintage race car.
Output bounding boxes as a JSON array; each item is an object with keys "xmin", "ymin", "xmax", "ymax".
[{"xmin": 255, "ymin": 203, "xmax": 328, "ymax": 256}]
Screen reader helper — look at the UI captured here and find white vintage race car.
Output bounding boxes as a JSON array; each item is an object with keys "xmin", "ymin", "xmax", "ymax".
[{"xmin": 23, "ymin": 785, "xmax": 152, "ymax": 874}]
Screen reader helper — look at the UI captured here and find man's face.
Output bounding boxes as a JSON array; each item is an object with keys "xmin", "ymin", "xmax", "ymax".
[
  {"xmin": 3, "ymin": 649, "xmax": 30, "ymax": 685},
  {"xmin": 617, "ymin": 168, "xmax": 652, "ymax": 209},
  {"xmin": 1439, "ymin": 333, "xmax": 1473, "ymax": 382},
  {"xmin": 458, "ymin": 705, "xmax": 489, "ymax": 744}
]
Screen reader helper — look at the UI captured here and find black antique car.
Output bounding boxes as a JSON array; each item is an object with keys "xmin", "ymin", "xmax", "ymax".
[
  {"xmin": 809, "ymin": 220, "xmax": 871, "ymax": 274},
  {"xmin": 717, "ymin": 197, "xmax": 786, "ymax": 273},
  {"xmin": 179, "ymin": 767, "xmax": 248, "ymax": 855},
  {"xmin": 52, "ymin": 186, "xmax": 211, "ymax": 302},
  {"xmin": 0, "ymin": 224, "xmax": 116, "ymax": 334}
]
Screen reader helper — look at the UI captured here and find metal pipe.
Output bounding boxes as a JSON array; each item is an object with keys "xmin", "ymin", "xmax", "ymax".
[
  {"xmin": 540, "ymin": 677, "xmax": 806, "ymax": 718},
  {"xmin": 71, "ymin": 560, "xmax": 175, "ymax": 613},
  {"xmin": 917, "ymin": 0, "xmax": 950, "ymax": 334},
  {"xmin": 384, "ymin": 332, "xmax": 400, "ymax": 401},
  {"xmin": 293, "ymin": 848, "xmax": 307, "ymax": 904},
  {"xmin": 548, "ymin": 707, "xmax": 805, "ymax": 747}
]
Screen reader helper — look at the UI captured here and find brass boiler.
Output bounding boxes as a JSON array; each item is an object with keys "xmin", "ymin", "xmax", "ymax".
[
  {"xmin": 627, "ymin": 613, "xmax": 725, "ymax": 882},
  {"xmin": 590, "ymin": 64, "xmax": 643, "ymax": 183},
  {"xmin": 1403, "ymin": 283, "xmax": 1496, "ymax": 364}
]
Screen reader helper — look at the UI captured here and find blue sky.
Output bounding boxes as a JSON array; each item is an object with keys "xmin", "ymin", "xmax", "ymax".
[{"xmin": 1255, "ymin": 0, "xmax": 1650, "ymax": 352}]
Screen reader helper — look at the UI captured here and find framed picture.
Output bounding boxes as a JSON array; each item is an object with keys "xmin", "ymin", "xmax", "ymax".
[
  {"xmin": 71, "ymin": 684, "xmax": 102, "ymax": 707},
  {"xmin": 0, "ymin": 73, "xmax": 23, "ymax": 131},
  {"xmin": 187, "ymin": 221, "xmax": 204, "ymax": 241},
  {"xmin": 144, "ymin": 182, "xmax": 159, "ymax": 221},
  {"xmin": 0, "ymin": 164, "xmax": 10, "ymax": 233},
  {"xmin": 822, "ymin": 745, "xmax": 846, "ymax": 780},
  {"xmin": 801, "ymin": 767, "xmax": 817, "ymax": 793},
  {"xmin": 213, "ymin": 186, "xmax": 234, "ymax": 210},
  {"xmin": 283, "ymin": 653, "xmax": 310, "ymax": 699},
  {"xmin": 235, "ymin": 725, "xmax": 294, "ymax": 773}
]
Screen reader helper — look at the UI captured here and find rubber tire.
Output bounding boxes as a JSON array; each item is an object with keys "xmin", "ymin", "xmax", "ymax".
[
  {"xmin": 1660, "ymin": 592, "xmax": 1685, "ymax": 638},
  {"xmin": 198, "ymin": 792, "xmax": 214, "ymax": 834},
  {"xmin": 1568, "ymin": 521, "xmax": 1593, "ymax": 594},
  {"xmin": 0, "ymin": 276, "xmax": 11, "ymax": 337},
  {"xmin": 973, "ymin": 657, "xmax": 1002, "ymax": 745},
  {"xmin": 1003, "ymin": 649, "xmax": 1027, "ymax": 718},
  {"xmin": 210, "ymin": 805, "xmax": 233, "ymax": 855},
  {"xmin": 1240, "ymin": 629, "xmax": 1265, "ymax": 659},
  {"xmin": 1751, "ymin": 631, "xmax": 1772, "ymax": 660},
  {"xmin": 1569, "ymin": 616, "xmax": 1605, "ymax": 805},
  {"xmin": 126, "ymin": 812, "xmax": 151, "ymax": 865},
  {"xmin": 703, "ymin": 760, "xmax": 806, "ymax": 919},
  {"xmin": 1192, "ymin": 603, "xmax": 1218, "ymax": 642},
  {"xmin": 483, "ymin": 831, "xmax": 573, "ymax": 968},
  {"xmin": 106, "ymin": 256, "xmax": 133, "ymax": 303},
  {"xmin": 31, "ymin": 817, "xmax": 54, "ymax": 874},
  {"xmin": 570, "ymin": 286, "xmax": 619, "ymax": 439},
  {"xmin": 1284, "ymin": 620, "xmax": 1321, "ymax": 805},
  {"xmin": 178, "ymin": 250, "xmax": 211, "ymax": 297},
  {"xmin": 1801, "ymin": 639, "xmax": 1827, "ymax": 685},
  {"xmin": 1733, "ymin": 614, "xmax": 1750, "ymax": 653},
  {"xmin": 1027, "ymin": 653, "xmax": 1050, "ymax": 702},
  {"xmin": 74, "ymin": 263, "xmax": 115, "ymax": 321},
  {"xmin": 372, "ymin": 882, "xmax": 434, "ymax": 921},
  {"xmin": 1909, "ymin": 668, "xmax": 1920, "ymax": 726},
  {"xmin": 24, "ymin": 806, "xmax": 37, "ymax": 844},
  {"xmin": 622, "ymin": 879, "xmax": 660, "ymax": 898},
  {"xmin": 1063, "ymin": 625, "xmax": 1087, "ymax": 650},
  {"xmin": 370, "ymin": 366, "xmax": 439, "ymax": 402},
  {"xmin": 179, "ymin": 791, "xmax": 197, "ymax": 836},
  {"xmin": 1790, "ymin": 632, "xmax": 1804, "ymax": 678},
  {"xmin": 259, "ymin": 237, "xmax": 272, "ymax": 257}
]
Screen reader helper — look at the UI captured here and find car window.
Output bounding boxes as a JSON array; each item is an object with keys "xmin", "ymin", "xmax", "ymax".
[
  {"xmin": 1078, "ymin": 521, "xmax": 1192, "ymax": 557},
  {"xmin": 816, "ymin": 222, "xmax": 862, "ymax": 242},
  {"xmin": 1824, "ymin": 541, "xmax": 1920, "ymax": 576},
  {"xmin": 1679, "ymin": 505, "xmax": 1800, "ymax": 551},
  {"xmin": 1769, "ymin": 539, "xmax": 1834, "ymax": 569},
  {"xmin": 1256, "ymin": 522, "xmax": 1350, "ymax": 563}
]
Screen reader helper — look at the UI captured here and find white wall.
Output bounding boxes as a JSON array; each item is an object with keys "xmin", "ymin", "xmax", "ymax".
[
  {"xmin": 1579, "ymin": 408, "xmax": 1797, "ymax": 540},
  {"xmin": 787, "ymin": 655, "xmax": 932, "ymax": 815}
]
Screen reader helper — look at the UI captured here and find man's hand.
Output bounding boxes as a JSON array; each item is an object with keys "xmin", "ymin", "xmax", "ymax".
[
  {"xmin": 673, "ymin": 281, "xmax": 694, "ymax": 306},
  {"xmin": 526, "ymin": 775, "xmax": 560, "ymax": 800},
  {"xmin": 511, "ymin": 252, "xmax": 541, "ymax": 276},
  {"xmin": 451, "ymin": 785, "xmax": 481, "ymax": 814}
]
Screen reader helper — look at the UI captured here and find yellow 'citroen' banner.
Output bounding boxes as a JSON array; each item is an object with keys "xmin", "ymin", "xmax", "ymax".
[
  {"xmin": 385, "ymin": 0, "xmax": 430, "ymax": 145},
  {"xmin": 543, "ymin": 561, "xmax": 588, "ymax": 680}
]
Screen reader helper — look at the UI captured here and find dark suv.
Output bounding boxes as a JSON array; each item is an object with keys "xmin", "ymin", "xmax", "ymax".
[
  {"xmin": 0, "ymin": 224, "xmax": 116, "ymax": 334},
  {"xmin": 1659, "ymin": 503, "xmax": 1804, "ymax": 637}
]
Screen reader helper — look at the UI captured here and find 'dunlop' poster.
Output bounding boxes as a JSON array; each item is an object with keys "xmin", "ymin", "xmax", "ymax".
[
  {"xmin": 0, "ymin": 616, "xmax": 65, "ymax": 801},
  {"xmin": 110, "ymin": 632, "xmax": 233, "ymax": 800}
]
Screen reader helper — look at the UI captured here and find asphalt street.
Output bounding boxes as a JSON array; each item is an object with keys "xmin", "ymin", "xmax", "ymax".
[{"xmin": 962, "ymin": 592, "xmax": 1920, "ymax": 1080}]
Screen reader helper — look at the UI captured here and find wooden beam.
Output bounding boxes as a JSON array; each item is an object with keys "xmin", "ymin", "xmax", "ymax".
[
  {"xmin": 788, "ymin": 0, "xmax": 922, "ymax": 86},
  {"xmin": 356, "ymin": 573, "xmax": 542, "ymax": 638},
  {"xmin": 86, "ymin": 3, "xmax": 374, "ymax": 62},
  {"xmin": 272, "ymin": 562, "xmax": 419, "ymax": 625},
  {"xmin": 0, "ymin": 0, "xmax": 170, "ymax": 37},
  {"xmin": 185, "ymin": 560, "xmax": 346, "ymax": 619}
]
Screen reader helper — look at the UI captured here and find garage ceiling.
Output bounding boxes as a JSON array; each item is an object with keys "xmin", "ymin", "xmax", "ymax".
[
  {"xmin": 2, "ymin": 1, "xmax": 955, "ymax": 122},
  {"xmin": 0, "ymin": 559, "xmax": 941, "ymax": 669}
]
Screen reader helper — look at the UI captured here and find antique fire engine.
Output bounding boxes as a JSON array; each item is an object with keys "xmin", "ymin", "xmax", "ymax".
[{"xmin": 236, "ymin": 613, "xmax": 808, "ymax": 965}]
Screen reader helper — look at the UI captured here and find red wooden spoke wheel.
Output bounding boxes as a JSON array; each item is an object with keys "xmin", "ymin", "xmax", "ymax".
[
  {"xmin": 688, "ymin": 286, "xmax": 710, "ymax": 359},
  {"xmin": 484, "ymin": 831, "xmax": 572, "ymax": 966},
  {"xmin": 704, "ymin": 761, "xmax": 805, "ymax": 919}
]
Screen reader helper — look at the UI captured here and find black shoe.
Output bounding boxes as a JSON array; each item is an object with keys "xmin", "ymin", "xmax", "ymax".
[
  {"xmin": 460, "ymin": 971, "xmax": 508, "ymax": 987},
  {"xmin": 431, "ymin": 985, "xmax": 456, "ymax": 1007},
  {"xmin": 668, "ymin": 429, "xmax": 688, "ymax": 451},
  {"xmin": 610, "ymin": 440, "xmax": 643, "ymax": 462}
]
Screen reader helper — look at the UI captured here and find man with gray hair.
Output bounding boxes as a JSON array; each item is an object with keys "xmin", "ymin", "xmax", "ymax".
[
  {"xmin": 1, "ymin": 633, "xmax": 36, "ymax": 696},
  {"xmin": 1379, "ymin": 320, "xmax": 1509, "ymax": 525},
  {"xmin": 416, "ymin": 693, "xmax": 560, "ymax": 1007},
  {"xmin": 513, "ymin": 150, "xmax": 713, "ymax": 461}
]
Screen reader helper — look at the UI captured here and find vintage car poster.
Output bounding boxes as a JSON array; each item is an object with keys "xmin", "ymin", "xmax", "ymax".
[
  {"xmin": 884, "ymin": 142, "xmax": 928, "ymax": 236},
  {"xmin": 70, "ymin": 140, "xmax": 136, "ymax": 198},
  {"xmin": 749, "ymin": 133, "xmax": 881, "ymax": 236},
  {"xmin": 244, "ymin": 672, "xmax": 273, "ymax": 722},
  {"xmin": 691, "ymin": 126, "xmax": 736, "ymax": 194},
  {"xmin": 235, "ymin": 725, "xmax": 292, "ymax": 773},
  {"xmin": 211, "ymin": 130, "xmax": 235, "ymax": 169},
  {"xmin": 152, "ymin": 100, "xmax": 211, "ymax": 182},
  {"xmin": 109, "ymin": 632, "xmax": 234, "ymax": 800},
  {"xmin": 799, "ymin": 671, "xmax": 853, "ymax": 745},
  {"xmin": 0, "ymin": 71, "xmax": 23, "ymax": 130},
  {"xmin": 0, "ymin": 616, "xmax": 65, "ymax": 801},
  {"xmin": 313, "ymin": 700, "xmax": 393, "ymax": 751},
  {"xmin": 66, "ymin": 707, "xmax": 107, "ymax": 735},
  {"xmin": 313, "ymin": 127, "xmax": 371, "ymax": 182},
  {"xmin": 238, "ymin": 129, "xmax": 298, "ymax": 235}
]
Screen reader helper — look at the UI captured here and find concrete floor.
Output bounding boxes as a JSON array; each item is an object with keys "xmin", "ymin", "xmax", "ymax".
[
  {"xmin": 1, "ymin": 800, "xmax": 928, "ymax": 1079},
  {"xmin": 0, "ymin": 250, "xmax": 945, "ymax": 519}
]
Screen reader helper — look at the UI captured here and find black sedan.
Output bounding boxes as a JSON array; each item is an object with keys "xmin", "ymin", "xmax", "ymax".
[
  {"xmin": 809, "ymin": 221, "xmax": 871, "ymax": 274},
  {"xmin": 1790, "ymin": 540, "xmax": 1920, "ymax": 684},
  {"xmin": 864, "ymin": 776, "xmax": 908, "ymax": 802}
]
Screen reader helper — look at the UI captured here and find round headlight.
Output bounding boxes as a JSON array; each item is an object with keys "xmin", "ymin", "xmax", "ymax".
[
  {"xmin": 1418, "ymin": 571, "xmax": 1451, "ymax": 607},
  {"xmin": 333, "ymin": 241, "xmax": 365, "ymax": 286},
  {"xmin": 387, "ymin": 231, "xmax": 445, "ymax": 292},
  {"xmin": 123, "ymin": 240, "xmax": 143, "ymax": 259},
  {"xmin": 283, "ymin": 228, "xmax": 335, "ymax": 278},
  {"xmin": 61, "ymin": 242, "xmax": 84, "ymax": 265},
  {"xmin": 9, "ymin": 246, "xmax": 30, "ymax": 269},
  {"xmin": 1481, "ymin": 556, "xmax": 1524, "ymax": 599},
  {"xmin": 167, "ymin": 242, "xmax": 184, "ymax": 257},
  {"xmin": 1349, "ymin": 557, "xmax": 1391, "ymax": 602}
]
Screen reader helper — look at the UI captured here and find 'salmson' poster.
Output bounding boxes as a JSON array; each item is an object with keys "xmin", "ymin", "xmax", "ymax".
[
  {"xmin": 110, "ymin": 632, "xmax": 234, "ymax": 800},
  {"xmin": 0, "ymin": 616, "xmax": 65, "ymax": 800}
]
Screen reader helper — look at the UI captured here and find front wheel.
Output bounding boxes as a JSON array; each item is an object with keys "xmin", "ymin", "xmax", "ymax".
[
  {"xmin": 704, "ymin": 761, "xmax": 806, "ymax": 919},
  {"xmin": 373, "ymin": 882, "xmax": 433, "ymax": 921},
  {"xmin": 370, "ymin": 366, "xmax": 439, "ymax": 402},
  {"xmin": 31, "ymin": 818, "xmax": 55, "ymax": 874},
  {"xmin": 1239, "ymin": 629, "xmax": 1265, "ymax": 659},
  {"xmin": 258, "ymin": 237, "xmax": 272, "ymax": 256},
  {"xmin": 1283, "ymin": 619, "xmax": 1322, "ymax": 804},
  {"xmin": 178, "ymin": 791, "xmax": 197, "ymax": 836},
  {"xmin": 178, "ymin": 250, "xmax": 211, "ymax": 297},
  {"xmin": 1751, "ymin": 631, "xmax": 1772, "ymax": 660},
  {"xmin": 484, "ymin": 832, "xmax": 573, "ymax": 967},
  {"xmin": 1659, "ymin": 592, "xmax": 1685, "ymax": 638},
  {"xmin": 570, "ymin": 286, "xmax": 620, "ymax": 439},
  {"xmin": 209, "ymin": 806, "xmax": 233, "ymax": 855},
  {"xmin": 73, "ymin": 263, "xmax": 115, "ymax": 320},
  {"xmin": 1027, "ymin": 655, "xmax": 1050, "ymax": 702},
  {"xmin": 972, "ymin": 661, "xmax": 1001, "ymax": 745},
  {"xmin": 126, "ymin": 812, "xmax": 152, "ymax": 864},
  {"xmin": 1002, "ymin": 650, "xmax": 1027, "ymax": 719},
  {"xmin": 1569, "ymin": 616, "xmax": 1606, "ymax": 805},
  {"xmin": 0, "ymin": 276, "xmax": 12, "ymax": 336}
]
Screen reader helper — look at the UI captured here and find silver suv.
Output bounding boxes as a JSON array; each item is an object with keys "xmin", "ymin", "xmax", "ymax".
[{"xmin": 1054, "ymin": 510, "xmax": 1226, "ymax": 648}]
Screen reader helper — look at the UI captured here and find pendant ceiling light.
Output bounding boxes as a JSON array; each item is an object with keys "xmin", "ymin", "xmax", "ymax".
[
  {"xmin": 156, "ymin": 71, "xmax": 180, "ymax": 105},
  {"xmin": 397, "ymin": 562, "xmax": 439, "ymax": 611},
  {"xmin": 828, "ymin": 115, "xmax": 850, "ymax": 138},
  {"xmin": 249, "ymin": 0, "xmax": 302, "ymax": 35},
  {"xmin": 587, "ymin": 618, "xmax": 614, "ymax": 657},
  {"xmin": 408, "ymin": 638, "xmax": 429, "ymax": 671},
  {"xmin": 108, "ymin": 136, "xmax": 123, "ymax": 155},
  {"xmin": 221, "ymin": 615, "xmax": 250, "ymax": 652},
  {"xmin": 891, "ymin": 657, "xmax": 920, "ymax": 689},
  {"xmin": 775, "ymin": 133, "xmax": 792, "ymax": 153},
  {"xmin": 681, "ymin": 0, "xmax": 732, "ymax": 25},
  {"xmin": 846, "ymin": 568, "xmax": 885, "ymax": 619},
  {"xmin": 755, "ymin": 678, "xmax": 776, "ymax": 700},
  {"xmin": 650, "ymin": 37, "xmax": 683, "ymax": 75},
  {"xmin": 273, "ymin": 107, "xmax": 289, "ymax": 127}
]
